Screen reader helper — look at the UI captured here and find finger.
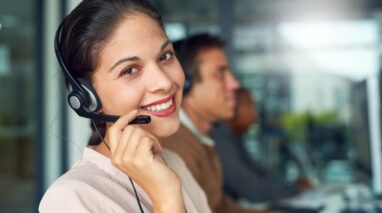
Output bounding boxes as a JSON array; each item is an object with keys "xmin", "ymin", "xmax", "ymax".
[
  {"xmin": 140, "ymin": 131, "xmax": 162, "ymax": 154},
  {"xmin": 133, "ymin": 135, "xmax": 155, "ymax": 162},
  {"xmin": 109, "ymin": 110, "xmax": 138, "ymax": 135},
  {"xmin": 108, "ymin": 110, "xmax": 138, "ymax": 153},
  {"xmin": 136, "ymin": 136, "xmax": 162, "ymax": 160},
  {"xmin": 152, "ymin": 141, "xmax": 162, "ymax": 155},
  {"xmin": 151, "ymin": 137, "xmax": 162, "ymax": 155},
  {"xmin": 119, "ymin": 127, "xmax": 145, "ymax": 160},
  {"xmin": 115, "ymin": 110, "xmax": 138, "ymax": 129},
  {"xmin": 112, "ymin": 126, "xmax": 136, "ymax": 164},
  {"xmin": 123, "ymin": 128, "xmax": 146, "ymax": 161}
]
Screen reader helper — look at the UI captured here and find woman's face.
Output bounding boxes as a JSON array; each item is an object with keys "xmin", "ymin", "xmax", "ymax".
[{"xmin": 92, "ymin": 13, "xmax": 184, "ymax": 138}]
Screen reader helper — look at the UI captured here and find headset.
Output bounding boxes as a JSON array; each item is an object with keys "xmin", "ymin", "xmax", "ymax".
[
  {"xmin": 55, "ymin": 18, "xmax": 147, "ymax": 213},
  {"xmin": 54, "ymin": 19, "xmax": 150, "ymax": 124},
  {"xmin": 183, "ymin": 71, "xmax": 192, "ymax": 96}
]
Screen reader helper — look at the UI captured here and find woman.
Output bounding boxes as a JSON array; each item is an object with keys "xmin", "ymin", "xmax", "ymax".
[{"xmin": 39, "ymin": 0, "xmax": 211, "ymax": 212}]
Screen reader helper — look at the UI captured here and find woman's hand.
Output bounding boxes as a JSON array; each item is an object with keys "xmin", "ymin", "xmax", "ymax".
[{"xmin": 106, "ymin": 110, "xmax": 186, "ymax": 213}]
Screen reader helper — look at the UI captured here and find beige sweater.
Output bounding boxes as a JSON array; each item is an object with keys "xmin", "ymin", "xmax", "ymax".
[{"xmin": 39, "ymin": 146, "xmax": 211, "ymax": 213}]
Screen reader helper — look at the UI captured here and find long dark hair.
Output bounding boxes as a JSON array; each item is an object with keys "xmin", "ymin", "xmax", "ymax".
[{"xmin": 59, "ymin": 0, "xmax": 163, "ymax": 145}]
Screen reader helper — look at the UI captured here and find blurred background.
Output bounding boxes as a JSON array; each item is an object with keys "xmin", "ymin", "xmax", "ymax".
[{"xmin": 1, "ymin": 0, "xmax": 382, "ymax": 212}]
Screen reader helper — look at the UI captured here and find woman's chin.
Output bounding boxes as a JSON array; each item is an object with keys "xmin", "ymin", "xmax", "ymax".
[{"xmin": 151, "ymin": 119, "xmax": 180, "ymax": 139}]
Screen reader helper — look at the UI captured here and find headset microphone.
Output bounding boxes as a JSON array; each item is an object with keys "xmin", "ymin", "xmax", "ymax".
[{"xmin": 55, "ymin": 19, "xmax": 150, "ymax": 125}]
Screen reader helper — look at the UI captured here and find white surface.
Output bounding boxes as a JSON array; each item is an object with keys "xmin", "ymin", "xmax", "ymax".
[
  {"xmin": 367, "ymin": 78, "xmax": 382, "ymax": 195},
  {"xmin": 67, "ymin": 106, "xmax": 91, "ymax": 167},
  {"xmin": 43, "ymin": 0, "xmax": 61, "ymax": 190}
]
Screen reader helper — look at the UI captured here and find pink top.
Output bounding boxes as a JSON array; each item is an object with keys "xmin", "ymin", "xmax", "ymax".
[{"xmin": 39, "ymin": 147, "xmax": 211, "ymax": 213}]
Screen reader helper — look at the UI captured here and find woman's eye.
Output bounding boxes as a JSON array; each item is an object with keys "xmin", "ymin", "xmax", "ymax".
[
  {"xmin": 159, "ymin": 52, "xmax": 174, "ymax": 62},
  {"xmin": 120, "ymin": 67, "xmax": 138, "ymax": 76}
]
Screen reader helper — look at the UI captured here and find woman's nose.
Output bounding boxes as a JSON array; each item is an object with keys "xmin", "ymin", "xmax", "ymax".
[{"xmin": 146, "ymin": 63, "xmax": 173, "ymax": 94}]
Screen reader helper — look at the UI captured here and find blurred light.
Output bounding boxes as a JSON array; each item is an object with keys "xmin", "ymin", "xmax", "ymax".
[
  {"xmin": 278, "ymin": 20, "xmax": 379, "ymax": 81},
  {"xmin": 164, "ymin": 23, "xmax": 186, "ymax": 41},
  {"xmin": 303, "ymin": 49, "xmax": 379, "ymax": 81},
  {"xmin": 278, "ymin": 20, "xmax": 378, "ymax": 49}
]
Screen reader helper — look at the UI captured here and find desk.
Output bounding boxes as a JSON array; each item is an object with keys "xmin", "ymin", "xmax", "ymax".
[
  {"xmin": 321, "ymin": 194, "xmax": 345, "ymax": 213},
  {"xmin": 243, "ymin": 183, "xmax": 380, "ymax": 213}
]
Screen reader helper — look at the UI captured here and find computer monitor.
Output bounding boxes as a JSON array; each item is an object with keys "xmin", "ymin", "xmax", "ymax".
[
  {"xmin": 352, "ymin": 80, "xmax": 371, "ymax": 175},
  {"xmin": 352, "ymin": 78, "xmax": 382, "ymax": 196}
]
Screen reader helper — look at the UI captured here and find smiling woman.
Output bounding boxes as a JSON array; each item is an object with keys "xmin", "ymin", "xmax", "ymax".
[{"xmin": 38, "ymin": 0, "xmax": 211, "ymax": 212}]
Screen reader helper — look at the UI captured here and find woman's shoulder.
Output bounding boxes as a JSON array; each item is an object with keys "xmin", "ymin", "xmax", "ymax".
[
  {"xmin": 39, "ymin": 163, "xmax": 102, "ymax": 212},
  {"xmin": 39, "ymin": 159, "xmax": 137, "ymax": 212},
  {"xmin": 40, "ymin": 161, "xmax": 103, "ymax": 197},
  {"xmin": 46, "ymin": 156, "xmax": 108, "ymax": 188}
]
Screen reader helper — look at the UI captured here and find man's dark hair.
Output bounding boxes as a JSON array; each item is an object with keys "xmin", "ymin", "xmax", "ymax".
[{"xmin": 173, "ymin": 33, "xmax": 225, "ymax": 84}]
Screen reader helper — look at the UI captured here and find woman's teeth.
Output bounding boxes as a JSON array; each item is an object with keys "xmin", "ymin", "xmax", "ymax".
[{"xmin": 144, "ymin": 99, "xmax": 173, "ymax": 112}]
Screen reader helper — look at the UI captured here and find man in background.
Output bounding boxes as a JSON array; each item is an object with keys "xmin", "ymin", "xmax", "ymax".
[
  {"xmin": 211, "ymin": 88, "xmax": 310, "ymax": 203},
  {"xmin": 162, "ymin": 33, "xmax": 277, "ymax": 213}
]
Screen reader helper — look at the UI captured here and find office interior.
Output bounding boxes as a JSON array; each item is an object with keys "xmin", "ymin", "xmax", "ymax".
[{"xmin": 1, "ymin": 0, "xmax": 382, "ymax": 212}]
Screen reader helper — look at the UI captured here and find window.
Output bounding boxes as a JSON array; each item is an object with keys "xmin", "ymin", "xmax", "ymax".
[{"xmin": 0, "ymin": 1, "xmax": 39, "ymax": 212}]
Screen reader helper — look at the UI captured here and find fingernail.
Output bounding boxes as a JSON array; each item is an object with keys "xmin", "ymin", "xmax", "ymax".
[{"xmin": 130, "ymin": 109, "xmax": 138, "ymax": 114}]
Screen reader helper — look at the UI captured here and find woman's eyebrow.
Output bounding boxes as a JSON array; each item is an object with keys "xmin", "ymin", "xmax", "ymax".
[
  {"xmin": 160, "ymin": 40, "xmax": 171, "ymax": 53},
  {"xmin": 109, "ymin": 56, "xmax": 140, "ymax": 72}
]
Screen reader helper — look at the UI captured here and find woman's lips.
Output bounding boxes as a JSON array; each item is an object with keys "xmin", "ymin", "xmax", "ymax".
[{"xmin": 141, "ymin": 95, "xmax": 177, "ymax": 117}]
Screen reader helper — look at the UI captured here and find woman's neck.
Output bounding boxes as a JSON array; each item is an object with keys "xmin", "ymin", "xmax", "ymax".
[{"xmin": 95, "ymin": 141, "xmax": 111, "ymax": 158}]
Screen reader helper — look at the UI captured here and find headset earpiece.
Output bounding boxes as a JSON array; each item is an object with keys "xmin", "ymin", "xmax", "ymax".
[
  {"xmin": 67, "ymin": 88, "xmax": 86, "ymax": 110},
  {"xmin": 77, "ymin": 78, "xmax": 101, "ymax": 112},
  {"xmin": 183, "ymin": 73, "xmax": 192, "ymax": 96},
  {"xmin": 54, "ymin": 18, "xmax": 150, "ymax": 124},
  {"xmin": 55, "ymin": 20, "xmax": 101, "ymax": 114}
]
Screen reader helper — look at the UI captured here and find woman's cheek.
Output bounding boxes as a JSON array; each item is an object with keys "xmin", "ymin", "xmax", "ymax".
[
  {"xmin": 100, "ymin": 85, "xmax": 140, "ymax": 115},
  {"xmin": 173, "ymin": 68, "xmax": 185, "ymax": 88},
  {"xmin": 118, "ymin": 90, "xmax": 143, "ymax": 113}
]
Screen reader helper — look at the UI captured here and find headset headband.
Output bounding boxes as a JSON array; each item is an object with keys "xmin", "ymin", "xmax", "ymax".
[{"xmin": 54, "ymin": 18, "xmax": 150, "ymax": 124}]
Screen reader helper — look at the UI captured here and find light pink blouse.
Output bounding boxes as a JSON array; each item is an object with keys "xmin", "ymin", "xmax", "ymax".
[{"xmin": 39, "ymin": 147, "xmax": 211, "ymax": 213}]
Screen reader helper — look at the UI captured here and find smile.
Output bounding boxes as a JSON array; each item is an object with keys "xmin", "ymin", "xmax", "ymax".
[
  {"xmin": 141, "ymin": 95, "xmax": 177, "ymax": 117},
  {"xmin": 144, "ymin": 98, "xmax": 173, "ymax": 112}
]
